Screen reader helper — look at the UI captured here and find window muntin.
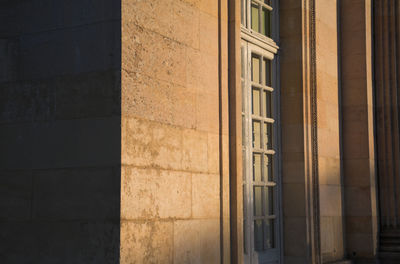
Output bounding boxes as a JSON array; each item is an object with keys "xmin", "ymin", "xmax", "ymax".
[
  {"xmin": 242, "ymin": 43, "xmax": 279, "ymax": 263},
  {"xmin": 242, "ymin": 0, "xmax": 273, "ymax": 39},
  {"xmin": 241, "ymin": 0, "xmax": 279, "ymax": 263}
]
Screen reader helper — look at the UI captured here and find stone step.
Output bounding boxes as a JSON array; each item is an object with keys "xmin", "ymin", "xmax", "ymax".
[{"xmin": 380, "ymin": 244, "xmax": 400, "ymax": 253}]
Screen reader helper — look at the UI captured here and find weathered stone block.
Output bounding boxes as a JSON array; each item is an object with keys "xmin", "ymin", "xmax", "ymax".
[
  {"xmin": 120, "ymin": 220, "xmax": 173, "ymax": 264},
  {"xmin": 345, "ymin": 186, "xmax": 373, "ymax": 217},
  {"xmin": 207, "ymin": 133, "xmax": 219, "ymax": 174},
  {"xmin": 122, "ymin": 0, "xmax": 174, "ymax": 39},
  {"xmin": 180, "ymin": 0, "xmax": 218, "ymax": 18},
  {"xmin": 121, "ymin": 22, "xmax": 186, "ymax": 86},
  {"xmin": 318, "ymin": 128, "xmax": 340, "ymax": 159},
  {"xmin": 18, "ymin": 0, "xmax": 120, "ymax": 34},
  {"xmin": 173, "ymin": 219, "xmax": 220, "ymax": 263},
  {"xmin": 318, "ymin": 157, "xmax": 341, "ymax": 185},
  {"xmin": 121, "ymin": 167, "xmax": 191, "ymax": 219},
  {"xmin": 182, "ymin": 129, "xmax": 208, "ymax": 173},
  {"xmin": 0, "ymin": 81, "xmax": 55, "ymax": 124},
  {"xmin": 121, "ymin": 70, "xmax": 196, "ymax": 129},
  {"xmin": 173, "ymin": 1, "xmax": 200, "ymax": 49},
  {"xmin": 283, "ymin": 216, "xmax": 308, "ymax": 257},
  {"xmin": 186, "ymin": 47, "xmax": 218, "ymax": 93},
  {"xmin": 122, "ymin": 117, "xmax": 183, "ymax": 170},
  {"xmin": 196, "ymin": 91, "xmax": 219, "ymax": 133},
  {"xmin": 55, "ymin": 70, "xmax": 120, "ymax": 120},
  {"xmin": 282, "ymin": 183, "xmax": 306, "ymax": 217},
  {"xmin": 0, "ymin": 39, "xmax": 18, "ymax": 83},
  {"xmin": 20, "ymin": 21, "xmax": 120, "ymax": 80},
  {"xmin": 0, "ymin": 170, "xmax": 32, "ymax": 221},
  {"xmin": 199, "ymin": 12, "xmax": 218, "ymax": 56},
  {"xmin": 319, "ymin": 185, "xmax": 343, "ymax": 217},
  {"xmin": 0, "ymin": 221, "xmax": 119, "ymax": 263},
  {"xmin": 192, "ymin": 173, "xmax": 219, "ymax": 218},
  {"xmin": 33, "ymin": 167, "xmax": 119, "ymax": 221},
  {"xmin": 0, "ymin": 117, "xmax": 120, "ymax": 169},
  {"xmin": 321, "ymin": 216, "xmax": 344, "ymax": 261}
]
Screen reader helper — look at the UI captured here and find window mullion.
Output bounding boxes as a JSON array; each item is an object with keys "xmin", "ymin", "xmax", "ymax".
[
  {"xmin": 247, "ymin": 44, "xmax": 255, "ymax": 263},
  {"xmin": 242, "ymin": 1, "xmax": 279, "ymax": 262},
  {"xmin": 258, "ymin": 5, "xmax": 262, "ymax": 35}
]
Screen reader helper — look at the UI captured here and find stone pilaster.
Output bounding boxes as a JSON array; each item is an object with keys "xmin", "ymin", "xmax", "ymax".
[
  {"xmin": 374, "ymin": 0, "xmax": 400, "ymax": 261},
  {"xmin": 341, "ymin": 0, "xmax": 379, "ymax": 262}
]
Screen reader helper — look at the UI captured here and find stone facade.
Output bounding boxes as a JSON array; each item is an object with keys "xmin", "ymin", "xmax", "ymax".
[
  {"xmin": 120, "ymin": 0, "xmax": 224, "ymax": 263},
  {"xmin": 0, "ymin": 0, "xmax": 121, "ymax": 263},
  {"xmin": 0, "ymin": 0, "xmax": 399, "ymax": 264}
]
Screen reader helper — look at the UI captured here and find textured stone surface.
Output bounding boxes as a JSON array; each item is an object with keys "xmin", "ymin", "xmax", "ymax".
[
  {"xmin": 341, "ymin": 0, "xmax": 378, "ymax": 261},
  {"xmin": 121, "ymin": 167, "xmax": 191, "ymax": 219},
  {"xmin": 120, "ymin": 221, "xmax": 173, "ymax": 264},
  {"xmin": 192, "ymin": 173, "xmax": 220, "ymax": 218},
  {"xmin": 0, "ymin": 0, "xmax": 385, "ymax": 263},
  {"xmin": 173, "ymin": 219, "xmax": 220, "ymax": 264},
  {"xmin": 1, "ymin": 221, "xmax": 120, "ymax": 263},
  {"xmin": 120, "ymin": 0, "xmax": 222, "ymax": 263},
  {"xmin": 0, "ymin": 0, "xmax": 121, "ymax": 262},
  {"xmin": 315, "ymin": 0, "xmax": 344, "ymax": 262}
]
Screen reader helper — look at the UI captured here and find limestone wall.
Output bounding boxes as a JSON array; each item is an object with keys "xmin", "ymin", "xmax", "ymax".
[
  {"xmin": 315, "ymin": 0, "xmax": 345, "ymax": 262},
  {"xmin": 120, "ymin": 0, "xmax": 222, "ymax": 263},
  {"xmin": 0, "ymin": 1, "xmax": 121, "ymax": 262},
  {"xmin": 341, "ymin": 0, "xmax": 378, "ymax": 261}
]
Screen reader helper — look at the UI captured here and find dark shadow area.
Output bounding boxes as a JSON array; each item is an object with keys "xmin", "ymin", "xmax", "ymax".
[{"xmin": 0, "ymin": 0, "xmax": 121, "ymax": 263}]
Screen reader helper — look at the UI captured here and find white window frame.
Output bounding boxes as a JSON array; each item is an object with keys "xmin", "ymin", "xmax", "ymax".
[{"xmin": 241, "ymin": 0, "xmax": 281, "ymax": 263}]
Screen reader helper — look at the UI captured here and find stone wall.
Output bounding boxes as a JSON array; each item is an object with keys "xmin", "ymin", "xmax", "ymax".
[
  {"xmin": 341, "ymin": 0, "xmax": 378, "ymax": 262},
  {"xmin": 374, "ymin": 0, "xmax": 400, "ymax": 262},
  {"xmin": 315, "ymin": 0, "xmax": 345, "ymax": 262},
  {"xmin": 0, "ymin": 1, "xmax": 121, "ymax": 263},
  {"xmin": 120, "ymin": 0, "xmax": 223, "ymax": 263}
]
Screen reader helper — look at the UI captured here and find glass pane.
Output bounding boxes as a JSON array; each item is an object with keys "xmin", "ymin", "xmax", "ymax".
[
  {"xmin": 242, "ymin": 115, "xmax": 246, "ymax": 145},
  {"xmin": 254, "ymin": 186, "xmax": 263, "ymax": 216},
  {"xmin": 252, "ymin": 88, "xmax": 260, "ymax": 115},
  {"xmin": 264, "ymin": 154, "xmax": 273, "ymax": 181},
  {"xmin": 253, "ymin": 153, "xmax": 262, "ymax": 182},
  {"xmin": 252, "ymin": 56, "xmax": 260, "ymax": 83},
  {"xmin": 243, "ymin": 185, "xmax": 248, "ymax": 254},
  {"xmin": 264, "ymin": 91, "xmax": 272, "ymax": 118},
  {"xmin": 261, "ymin": 8, "xmax": 271, "ymax": 37},
  {"xmin": 242, "ymin": 80, "xmax": 245, "ymax": 112},
  {"xmin": 242, "ymin": 149, "xmax": 246, "ymax": 181},
  {"xmin": 264, "ymin": 59, "xmax": 272, "ymax": 86},
  {"xmin": 264, "ymin": 187, "xmax": 274, "ymax": 215},
  {"xmin": 251, "ymin": 4, "xmax": 259, "ymax": 33},
  {"xmin": 254, "ymin": 220, "xmax": 264, "ymax": 251},
  {"xmin": 244, "ymin": 219, "xmax": 248, "ymax": 254},
  {"xmin": 263, "ymin": 122, "xmax": 272, "ymax": 149},
  {"xmin": 243, "ymin": 185, "xmax": 247, "ymax": 214},
  {"xmin": 241, "ymin": 0, "xmax": 244, "ymax": 25},
  {"xmin": 252, "ymin": 120, "xmax": 261, "ymax": 149},
  {"xmin": 241, "ymin": 47, "xmax": 245, "ymax": 78},
  {"xmin": 264, "ymin": 220, "xmax": 275, "ymax": 249}
]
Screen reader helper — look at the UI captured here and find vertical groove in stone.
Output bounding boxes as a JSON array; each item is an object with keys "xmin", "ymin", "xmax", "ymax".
[
  {"xmin": 389, "ymin": 0, "xmax": 400, "ymax": 228},
  {"xmin": 383, "ymin": 0, "xmax": 395, "ymax": 229},
  {"xmin": 310, "ymin": 0, "xmax": 322, "ymax": 260},
  {"xmin": 375, "ymin": 1, "xmax": 390, "ymax": 229},
  {"xmin": 375, "ymin": 0, "xmax": 388, "ymax": 228},
  {"xmin": 395, "ymin": 0, "xmax": 400, "ymax": 229},
  {"xmin": 384, "ymin": 0, "xmax": 395, "ymax": 228},
  {"xmin": 375, "ymin": 0, "xmax": 400, "ymax": 253}
]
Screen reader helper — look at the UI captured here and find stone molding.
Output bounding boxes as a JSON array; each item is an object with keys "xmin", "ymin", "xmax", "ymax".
[{"xmin": 303, "ymin": 0, "xmax": 322, "ymax": 262}]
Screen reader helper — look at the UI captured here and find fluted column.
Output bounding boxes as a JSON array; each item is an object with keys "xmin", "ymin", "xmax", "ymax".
[{"xmin": 374, "ymin": 0, "xmax": 400, "ymax": 258}]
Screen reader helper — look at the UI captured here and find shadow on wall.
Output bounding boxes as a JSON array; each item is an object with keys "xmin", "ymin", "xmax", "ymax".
[{"xmin": 0, "ymin": 0, "xmax": 121, "ymax": 263}]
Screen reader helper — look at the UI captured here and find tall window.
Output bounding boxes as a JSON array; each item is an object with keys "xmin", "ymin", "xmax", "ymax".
[{"xmin": 241, "ymin": 0, "xmax": 280, "ymax": 263}]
